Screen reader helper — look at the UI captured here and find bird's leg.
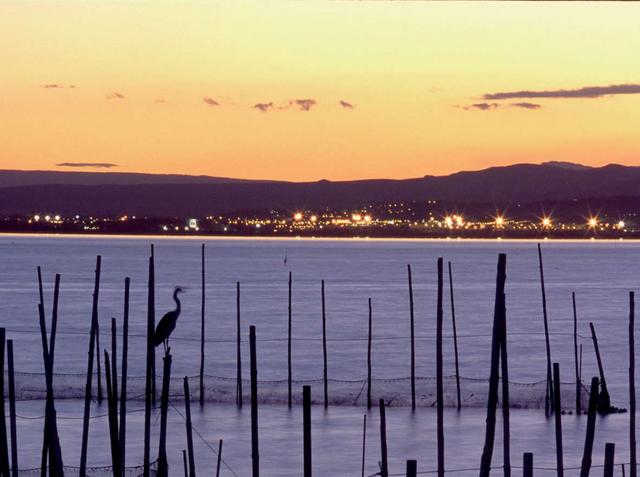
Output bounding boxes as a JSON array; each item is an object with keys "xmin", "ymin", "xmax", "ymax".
[{"xmin": 163, "ymin": 340, "xmax": 167, "ymax": 354}]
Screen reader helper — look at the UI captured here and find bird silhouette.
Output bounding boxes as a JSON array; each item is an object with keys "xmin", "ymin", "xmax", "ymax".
[{"xmin": 153, "ymin": 287, "xmax": 186, "ymax": 353}]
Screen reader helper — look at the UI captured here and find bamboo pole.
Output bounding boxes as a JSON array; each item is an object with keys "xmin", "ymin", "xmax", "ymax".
[
  {"xmin": 303, "ymin": 385, "xmax": 312, "ymax": 477},
  {"xmin": 589, "ymin": 322, "xmax": 611, "ymax": 413},
  {"xmin": 361, "ymin": 415, "xmax": 367, "ymax": 477},
  {"xmin": 200, "ymin": 243, "xmax": 206, "ymax": 406},
  {"xmin": 288, "ymin": 272, "xmax": 293, "ymax": 408},
  {"xmin": 104, "ymin": 351, "xmax": 121, "ymax": 477},
  {"xmin": 216, "ymin": 440, "xmax": 223, "ymax": 477},
  {"xmin": 523, "ymin": 453, "xmax": 533, "ymax": 477},
  {"xmin": 479, "ymin": 253, "xmax": 506, "ymax": 477},
  {"xmin": 553, "ymin": 363, "xmax": 564, "ymax": 477},
  {"xmin": 37, "ymin": 304, "xmax": 48, "ymax": 477},
  {"xmin": 501, "ymin": 271, "xmax": 511, "ymax": 477},
  {"xmin": 448, "ymin": 261, "xmax": 462, "ymax": 411},
  {"xmin": 436, "ymin": 258, "xmax": 445, "ymax": 477},
  {"xmin": 572, "ymin": 293, "xmax": 581, "ymax": 415},
  {"xmin": 95, "ymin": 312, "xmax": 103, "ymax": 403},
  {"xmin": 7, "ymin": 339, "xmax": 18, "ymax": 477},
  {"xmin": 379, "ymin": 399, "xmax": 388, "ymax": 477},
  {"xmin": 184, "ymin": 377, "xmax": 196, "ymax": 477},
  {"xmin": 406, "ymin": 460, "xmax": 417, "ymax": 477},
  {"xmin": 149, "ymin": 245, "xmax": 156, "ymax": 405},
  {"xmin": 537, "ymin": 243, "xmax": 554, "ymax": 417},
  {"xmin": 603, "ymin": 443, "xmax": 615, "ymax": 477},
  {"xmin": 182, "ymin": 450, "xmax": 188, "ymax": 477},
  {"xmin": 579, "ymin": 377, "xmax": 599, "ymax": 477},
  {"xmin": 407, "ymin": 264, "xmax": 416, "ymax": 411},
  {"xmin": 0, "ymin": 329, "xmax": 10, "ymax": 477},
  {"xmin": 119, "ymin": 277, "xmax": 130, "ymax": 475},
  {"xmin": 367, "ymin": 298, "xmax": 373, "ymax": 410},
  {"xmin": 250, "ymin": 325, "xmax": 260, "ymax": 477},
  {"xmin": 157, "ymin": 352, "xmax": 172, "ymax": 477},
  {"xmin": 110, "ymin": 318, "xmax": 118, "ymax": 414},
  {"xmin": 80, "ymin": 256, "xmax": 101, "ymax": 476},
  {"xmin": 321, "ymin": 280, "xmax": 328, "ymax": 409},
  {"xmin": 630, "ymin": 291, "xmax": 636, "ymax": 477},
  {"xmin": 236, "ymin": 282, "xmax": 243, "ymax": 408}
]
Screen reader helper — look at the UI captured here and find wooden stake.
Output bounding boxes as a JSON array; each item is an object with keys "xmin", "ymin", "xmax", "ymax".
[
  {"xmin": 303, "ymin": 385, "xmax": 312, "ymax": 477},
  {"xmin": 144, "ymin": 254, "xmax": 154, "ymax": 477},
  {"xmin": 479, "ymin": 253, "xmax": 506, "ymax": 477},
  {"xmin": 589, "ymin": 322, "xmax": 611, "ymax": 413},
  {"xmin": 96, "ymin": 311, "xmax": 103, "ymax": 403},
  {"xmin": 523, "ymin": 453, "xmax": 533, "ymax": 477},
  {"xmin": 104, "ymin": 351, "xmax": 121, "ymax": 477},
  {"xmin": 80, "ymin": 255, "xmax": 101, "ymax": 476},
  {"xmin": 0, "ymin": 329, "xmax": 10, "ymax": 477},
  {"xmin": 500, "ymin": 272, "xmax": 511, "ymax": 477},
  {"xmin": 119, "ymin": 277, "xmax": 130, "ymax": 474},
  {"xmin": 216, "ymin": 440, "xmax": 223, "ymax": 477},
  {"xmin": 361, "ymin": 415, "xmax": 367, "ymax": 477},
  {"xmin": 200, "ymin": 243, "xmax": 206, "ymax": 406},
  {"xmin": 149, "ymin": 245, "xmax": 156, "ymax": 405},
  {"xmin": 288, "ymin": 272, "xmax": 293, "ymax": 408},
  {"xmin": 379, "ymin": 399, "xmax": 388, "ymax": 477},
  {"xmin": 573, "ymin": 292, "xmax": 581, "ymax": 415},
  {"xmin": 110, "ymin": 318, "xmax": 118, "ymax": 414},
  {"xmin": 436, "ymin": 258, "xmax": 445, "ymax": 477},
  {"xmin": 367, "ymin": 298, "xmax": 373, "ymax": 410},
  {"xmin": 7, "ymin": 340, "xmax": 18, "ymax": 477},
  {"xmin": 157, "ymin": 351, "xmax": 172, "ymax": 477},
  {"xmin": 236, "ymin": 282, "xmax": 243, "ymax": 408},
  {"xmin": 182, "ymin": 450, "xmax": 189, "ymax": 477},
  {"xmin": 538, "ymin": 243, "xmax": 554, "ymax": 417},
  {"xmin": 579, "ymin": 377, "xmax": 599, "ymax": 477},
  {"xmin": 630, "ymin": 292, "xmax": 637, "ymax": 477},
  {"xmin": 407, "ymin": 265, "xmax": 416, "ymax": 412},
  {"xmin": 321, "ymin": 280, "xmax": 328, "ymax": 409},
  {"xmin": 184, "ymin": 377, "xmax": 196, "ymax": 477},
  {"xmin": 553, "ymin": 363, "xmax": 564, "ymax": 477},
  {"xmin": 406, "ymin": 460, "xmax": 417, "ymax": 477},
  {"xmin": 448, "ymin": 261, "xmax": 462, "ymax": 411},
  {"xmin": 603, "ymin": 443, "xmax": 615, "ymax": 477},
  {"xmin": 250, "ymin": 325, "xmax": 259, "ymax": 477}
]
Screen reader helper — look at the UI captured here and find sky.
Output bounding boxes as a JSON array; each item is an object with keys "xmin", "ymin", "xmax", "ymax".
[{"xmin": 1, "ymin": 1, "xmax": 640, "ymax": 181}]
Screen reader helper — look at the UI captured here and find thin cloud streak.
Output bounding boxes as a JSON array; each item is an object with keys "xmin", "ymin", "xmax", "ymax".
[
  {"xmin": 56, "ymin": 162, "xmax": 118, "ymax": 169},
  {"xmin": 339, "ymin": 100, "xmax": 355, "ymax": 109},
  {"xmin": 484, "ymin": 83, "xmax": 640, "ymax": 100},
  {"xmin": 510, "ymin": 102, "xmax": 542, "ymax": 110},
  {"xmin": 106, "ymin": 92, "xmax": 125, "ymax": 100},
  {"xmin": 254, "ymin": 102, "xmax": 274, "ymax": 112},
  {"xmin": 203, "ymin": 97, "xmax": 219, "ymax": 106}
]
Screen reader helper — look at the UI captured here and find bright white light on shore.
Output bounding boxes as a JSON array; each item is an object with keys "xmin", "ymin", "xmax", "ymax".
[
  {"xmin": 310, "ymin": 215, "xmax": 317, "ymax": 223},
  {"xmin": 352, "ymin": 213, "xmax": 362, "ymax": 222},
  {"xmin": 45, "ymin": 215, "xmax": 51, "ymax": 222},
  {"xmin": 34, "ymin": 215, "xmax": 40, "ymax": 222},
  {"xmin": 495, "ymin": 216, "xmax": 504, "ymax": 226},
  {"xmin": 588, "ymin": 217, "xmax": 598, "ymax": 228},
  {"xmin": 294, "ymin": 212, "xmax": 303, "ymax": 221},
  {"xmin": 364, "ymin": 215, "xmax": 371, "ymax": 223},
  {"xmin": 444, "ymin": 216, "xmax": 453, "ymax": 227},
  {"xmin": 455, "ymin": 215, "xmax": 463, "ymax": 226},
  {"xmin": 618, "ymin": 220, "xmax": 625, "ymax": 229},
  {"xmin": 542, "ymin": 217, "xmax": 551, "ymax": 227},
  {"xmin": 54, "ymin": 215, "xmax": 61, "ymax": 221}
]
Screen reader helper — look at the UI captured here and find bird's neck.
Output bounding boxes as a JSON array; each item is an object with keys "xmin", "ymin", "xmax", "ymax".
[{"xmin": 173, "ymin": 293, "xmax": 181, "ymax": 314}]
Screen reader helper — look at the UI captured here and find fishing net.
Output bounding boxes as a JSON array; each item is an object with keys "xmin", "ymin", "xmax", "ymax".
[
  {"xmin": 5, "ymin": 371, "xmax": 591, "ymax": 410},
  {"xmin": 14, "ymin": 460, "xmax": 157, "ymax": 476}
]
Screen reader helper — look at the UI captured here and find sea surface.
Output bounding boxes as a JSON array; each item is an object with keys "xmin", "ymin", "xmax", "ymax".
[{"xmin": 1, "ymin": 234, "xmax": 639, "ymax": 475}]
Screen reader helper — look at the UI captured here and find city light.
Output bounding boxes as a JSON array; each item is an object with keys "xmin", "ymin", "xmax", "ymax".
[
  {"xmin": 352, "ymin": 213, "xmax": 362, "ymax": 222},
  {"xmin": 618, "ymin": 220, "xmax": 625, "ymax": 229},
  {"xmin": 588, "ymin": 217, "xmax": 598, "ymax": 228},
  {"xmin": 294, "ymin": 212, "xmax": 303, "ymax": 221},
  {"xmin": 364, "ymin": 215, "xmax": 372, "ymax": 223},
  {"xmin": 310, "ymin": 215, "xmax": 318, "ymax": 223},
  {"xmin": 455, "ymin": 215, "xmax": 464, "ymax": 227},
  {"xmin": 542, "ymin": 217, "xmax": 551, "ymax": 227},
  {"xmin": 444, "ymin": 216, "xmax": 453, "ymax": 227},
  {"xmin": 34, "ymin": 215, "xmax": 40, "ymax": 222},
  {"xmin": 495, "ymin": 215, "xmax": 505, "ymax": 226}
]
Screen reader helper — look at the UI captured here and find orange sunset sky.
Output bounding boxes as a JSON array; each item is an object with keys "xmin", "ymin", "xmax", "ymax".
[{"xmin": 2, "ymin": 1, "xmax": 640, "ymax": 181}]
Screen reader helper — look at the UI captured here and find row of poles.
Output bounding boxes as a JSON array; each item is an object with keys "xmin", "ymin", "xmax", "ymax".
[{"xmin": 0, "ymin": 244, "xmax": 636, "ymax": 475}]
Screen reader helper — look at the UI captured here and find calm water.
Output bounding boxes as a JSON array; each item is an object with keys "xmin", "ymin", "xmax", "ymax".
[{"xmin": 1, "ymin": 234, "xmax": 639, "ymax": 475}]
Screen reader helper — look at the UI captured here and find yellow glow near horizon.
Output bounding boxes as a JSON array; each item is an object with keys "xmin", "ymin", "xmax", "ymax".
[
  {"xmin": 2, "ymin": 2, "xmax": 640, "ymax": 180},
  {"xmin": 293, "ymin": 212, "xmax": 303, "ymax": 221},
  {"xmin": 618, "ymin": 220, "xmax": 625, "ymax": 229},
  {"xmin": 495, "ymin": 216, "xmax": 505, "ymax": 226},
  {"xmin": 542, "ymin": 217, "xmax": 551, "ymax": 227},
  {"xmin": 588, "ymin": 217, "xmax": 598, "ymax": 228}
]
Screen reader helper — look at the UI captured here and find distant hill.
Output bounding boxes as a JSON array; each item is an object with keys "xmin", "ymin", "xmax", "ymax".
[{"xmin": 1, "ymin": 163, "xmax": 639, "ymax": 216}]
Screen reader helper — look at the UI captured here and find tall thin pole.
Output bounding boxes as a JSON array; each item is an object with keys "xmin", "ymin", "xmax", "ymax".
[
  {"xmin": 479, "ymin": 253, "xmax": 506, "ymax": 477},
  {"xmin": 436, "ymin": 258, "xmax": 445, "ymax": 477},
  {"xmin": 143, "ymin": 255, "xmax": 154, "ymax": 477},
  {"xmin": 630, "ymin": 292, "xmax": 637, "ymax": 477},
  {"xmin": 236, "ymin": 282, "xmax": 243, "ymax": 408},
  {"xmin": 288, "ymin": 272, "xmax": 293, "ymax": 408},
  {"xmin": 149, "ymin": 245, "xmax": 156, "ymax": 405},
  {"xmin": 361, "ymin": 415, "xmax": 367, "ymax": 477},
  {"xmin": 523, "ymin": 453, "xmax": 533, "ymax": 477},
  {"xmin": 321, "ymin": 280, "xmax": 328, "ymax": 409},
  {"xmin": 448, "ymin": 261, "xmax": 462, "ymax": 411},
  {"xmin": 182, "ymin": 450, "xmax": 189, "ymax": 477},
  {"xmin": 579, "ymin": 377, "xmax": 599, "ymax": 477},
  {"xmin": 157, "ymin": 352, "xmax": 172, "ymax": 477},
  {"xmin": 379, "ymin": 399, "xmax": 388, "ymax": 477},
  {"xmin": 250, "ymin": 325, "xmax": 259, "ymax": 477},
  {"xmin": 80, "ymin": 255, "xmax": 101, "ymax": 476},
  {"xmin": 184, "ymin": 377, "xmax": 196, "ymax": 477},
  {"xmin": 500, "ymin": 275, "xmax": 511, "ymax": 477},
  {"xmin": 573, "ymin": 292, "xmax": 581, "ymax": 414},
  {"xmin": 407, "ymin": 265, "xmax": 416, "ymax": 411},
  {"xmin": 406, "ymin": 460, "xmax": 417, "ymax": 477},
  {"xmin": 104, "ymin": 351, "xmax": 120, "ymax": 477},
  {"xmin": 200, "ymin": 243, "xmax": 206, "ymax": 406},
  {"xmin": 553, "ymin": 363, "xmax": 564, "ymax": 477},
  {"xmin": 216, "ymin": 440, "xmax": 223, "ymax": 477},
  {"xmin": 367, "ymin": 298, "xmax": 373, "ymax": 410},
  {"xmin": 7, "ymin": 340, "xmax": 18, "ymax": 477},
  {"xmin": 0, "ymin": 329, "xmax": 10, "ymax": 477},
  {"xmin": 95, "ymin": 311, "xmax": 103, "ymax": 403},
  {"xmin": 119, "ymin": 277, "xmax": 130, "ymax": 474},
  {"xmin": 303, "ymin": 385, "xmax": 312, "ymax": 477},
  {"xmin": 110, "ymin": 318, "xmax": 118, "ymax": 413},
  {"xmin": 589, "ymin": 322, "xmax": 611, "ymax": 413},
  {"xmin": 603, "ymin": 443, "xmax": 615, "ymax": 477},
  {"xmin": 538, "ymin": 243, "xmax": 553, "ymax": 417}
]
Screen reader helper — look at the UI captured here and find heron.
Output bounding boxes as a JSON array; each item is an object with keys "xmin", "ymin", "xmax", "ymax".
[{"xmin": 153, "ymin": 287, "xmax": 186, "ymax": 353}]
